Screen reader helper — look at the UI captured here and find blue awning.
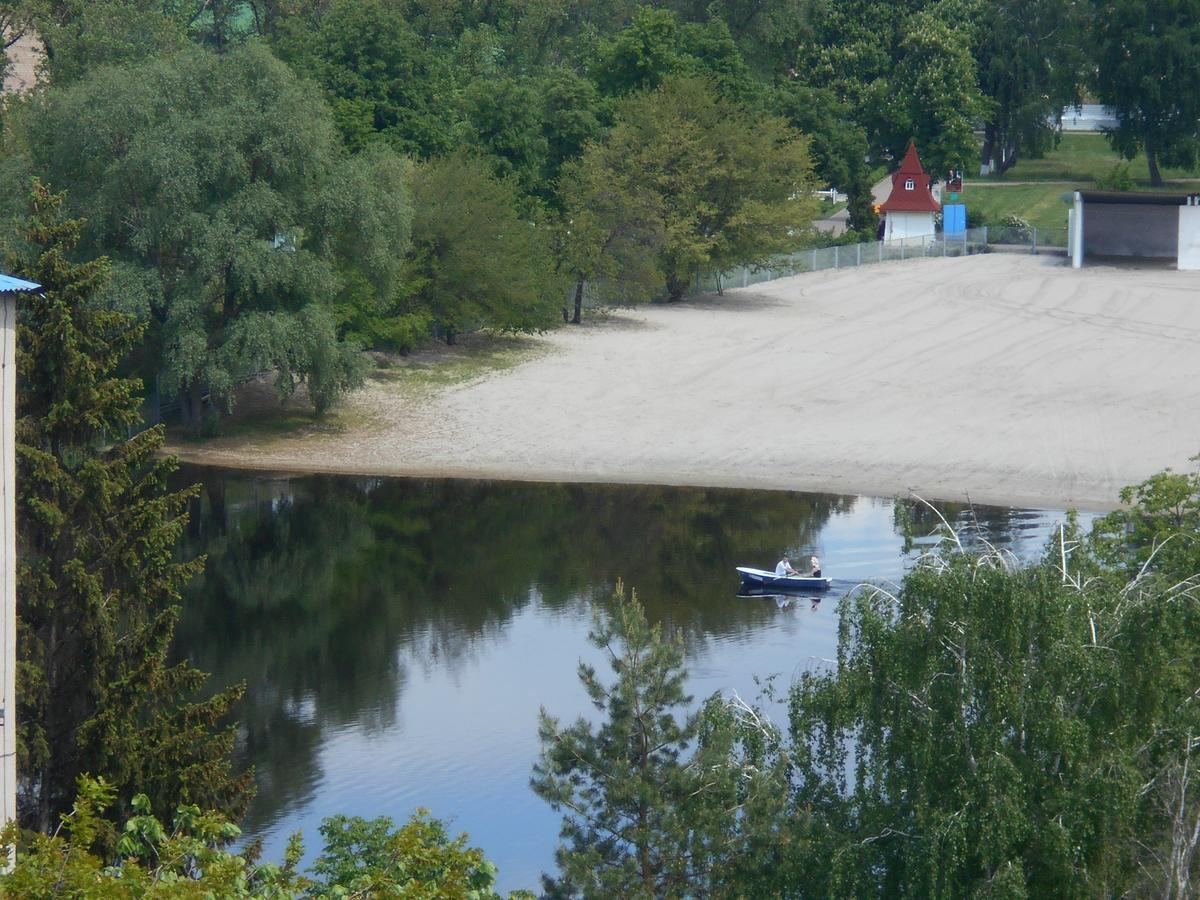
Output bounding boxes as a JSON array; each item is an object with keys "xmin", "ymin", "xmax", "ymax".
[{"xmin": 0, "ymin": 273, "xmax": 41, "ymax": 293}]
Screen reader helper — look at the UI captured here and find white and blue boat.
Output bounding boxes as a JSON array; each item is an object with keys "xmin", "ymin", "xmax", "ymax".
[{"xmin": 736, "ymin": 567, "xmax": 832, "ymax": 591}]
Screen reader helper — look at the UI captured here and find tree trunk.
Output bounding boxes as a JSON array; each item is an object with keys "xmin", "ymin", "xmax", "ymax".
[
  {"xmin": 666, "ymin": 273, "xmax": 687, "ymax": 302},
  {"xmin": 572, "ymin": 280, "xmax": 584, "ymax": 324},
  {"xmin": 445, "ymin": 329, "xmax": 456, "ymax": 346},
  {"xmin": 1148, "ymin": 147, "xmax": 1164, "ymax": 187},
  {"xmin": 997, "ymin": 146, "xmax": 1019, "ymax": 175},
  {"xmin": 981, "ymin": 122, "xmax": 997, "ymax": 171},
  {"xmin": 183, "ymin": 379, "xmax": 205, "ymax": 436}
]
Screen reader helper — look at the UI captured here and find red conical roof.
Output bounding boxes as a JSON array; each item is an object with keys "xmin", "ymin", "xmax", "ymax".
[
  {"xmin": 896, "ymin": 141, "xmax": 926, "ymax": 175},
  {"xmin": 880, "ymin": 141, "xmax": 940, "ymax": 213}
]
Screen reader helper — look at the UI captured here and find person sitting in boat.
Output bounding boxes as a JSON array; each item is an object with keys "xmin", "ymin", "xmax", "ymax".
[
  {"xmin": 775, "ymin": 556, "xmax": 800, "ymax": 577},
  {"xmin": 809, "ymin": 555, "xmax": 822, "ymax": 577}
]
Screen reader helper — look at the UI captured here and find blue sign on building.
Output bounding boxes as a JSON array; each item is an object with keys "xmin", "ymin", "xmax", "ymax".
[{"xmin": 943, "ymin": 203, "xmax": 966, "ymax": 235}]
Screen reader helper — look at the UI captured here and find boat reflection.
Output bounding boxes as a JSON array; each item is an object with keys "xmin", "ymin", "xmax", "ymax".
[{"xmin": 735, "ymin": 589, "xmax": 824, "ymax": 611}]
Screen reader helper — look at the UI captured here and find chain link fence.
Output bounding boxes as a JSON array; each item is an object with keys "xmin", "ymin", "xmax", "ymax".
[{"xmin": 693, "ymin": 225, "xmax": 1068, "ymax": 294}]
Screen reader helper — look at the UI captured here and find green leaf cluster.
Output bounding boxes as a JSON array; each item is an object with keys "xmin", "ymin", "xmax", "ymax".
[
  {"xmin": 0, "ymin": 776, "xmax": 523, "ymax": 898},
  {"xmin": 404, "ymin": 153, "xmax": 560, "ymax": 344},
  {"xmin": 2, "ymin": 43, "xmax": 409, "ymax": 428},
  {"xmin": 567, "ymin": 77, "xmax": 818, "ymax": 301}
]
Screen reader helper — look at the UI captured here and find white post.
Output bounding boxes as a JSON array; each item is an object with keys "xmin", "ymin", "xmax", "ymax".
[
  {"xmin": 834, "ymin": 245, "xmax": 839, "ymax": 268},
  {"xmin": 1, "ymin": 292, "xmax": 16, "ymax": 863},
  {"xmin": 1071, "ymin": 191, "xmax": 1085, "ymax": 268}
]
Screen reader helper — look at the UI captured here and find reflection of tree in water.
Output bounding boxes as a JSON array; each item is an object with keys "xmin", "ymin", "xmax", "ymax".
[
  {"xmin": 895, "ymin": 497, "xmax": 1060, "ymax": 560},
  {"xmin": 171, "ymin": 469, "xmax": 849, "ymax": 837}
]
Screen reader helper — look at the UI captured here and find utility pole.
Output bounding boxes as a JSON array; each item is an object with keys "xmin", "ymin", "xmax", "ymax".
[{"xmin": 0, "ymin": 274, "xmax": 39, "ymax": 866}]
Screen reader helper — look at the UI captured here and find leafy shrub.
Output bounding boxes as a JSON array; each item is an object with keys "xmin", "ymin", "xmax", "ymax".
[{"xmin": 1096, "ymin": 162, "xmax": 1136, "ymax": 191}]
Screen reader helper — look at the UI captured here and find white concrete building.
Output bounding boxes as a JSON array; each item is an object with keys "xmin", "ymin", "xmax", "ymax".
[
  {"xmin": 1068, "ymin": 190, "xmax": 1200, "ymax": 270},
  {"xmin": 879, "ymin": 142, "xmax": 940, "ymax": 244}
]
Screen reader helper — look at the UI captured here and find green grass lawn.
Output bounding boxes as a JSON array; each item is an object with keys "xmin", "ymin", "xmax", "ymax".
[
  {"xmin": 958, "ymin": 133, "xmax": 1200, "ymax": 232},
  {"xmin": 964, "ymin": 183, "xmax": 1081, "ymax": 232},
  {"xmin": 977, "ymin": 133, "xmax": 1200, "ymax": 184}
]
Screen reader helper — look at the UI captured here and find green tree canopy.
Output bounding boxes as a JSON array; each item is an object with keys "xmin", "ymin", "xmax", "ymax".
[
  {"xmin": 1, "ymin": 776, "xmax": 523, "ymax": 897},
  {"xmin": 29, "ymin": 0, "xmax": 187, "ymax": 84},
  {"xmin": 786, "ymin": 521, "xmax": 1200, "ymax": 897},
  {"xmin": 590, "ymin": 6, "xmax": 754, "ymax": 100},
  {"xmin": 578, "ymin": 77, "xmax": 818, "ymax": 300},
  {"xmin": 1093, "ymin": 0, "xmax": 1200, "ymax": 185},
  {"xmin": 883, "ymin": 11, "xmax": 992, "ymax": 179},
  {"xmin": 533, "ymin": 584, "xmax": 791, "ymax": 897},
  {"xmin": 404, "ymin": 152, "xmax": 560, "ymax": 344},
  {"xmin": 5, "ymin": 43, "xmax": 408, "ymax": 427},
  {"xmin": 9, "ymin": 183, "xmax": 252, "ymax": 836},
  {"xmin": 273, "ymin": 0, "xmax": 457, "ymax": 156},
  {"xmin": 970, "ymin": 0, "xmax": 1086, "ymax": 173}
]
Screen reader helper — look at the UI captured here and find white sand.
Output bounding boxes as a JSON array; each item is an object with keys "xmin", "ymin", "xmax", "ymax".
[{"xmin": 176, "ymin": 254, "xmax": 1200, "ymax": 510}]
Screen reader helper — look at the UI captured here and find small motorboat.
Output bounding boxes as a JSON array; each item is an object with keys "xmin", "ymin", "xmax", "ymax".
[{"xmin": 736, "ymin": 566, "xmax": 832, "ymax": 591}]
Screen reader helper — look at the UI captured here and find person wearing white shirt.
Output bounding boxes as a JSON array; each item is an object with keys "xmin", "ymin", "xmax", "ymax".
[{"xmin": 775, "ymin": 556, "xmax": 799, "ymax": 576}]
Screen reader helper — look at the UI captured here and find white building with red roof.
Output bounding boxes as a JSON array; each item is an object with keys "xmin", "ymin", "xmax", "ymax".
[{"xmin": 879, "ymin": 141, "xmax": 940, "ymax": 244}]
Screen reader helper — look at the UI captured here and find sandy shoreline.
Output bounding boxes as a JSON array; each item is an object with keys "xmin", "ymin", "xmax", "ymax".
[{"xmin": 171, "ymin": 254, "xmax": 1200, "ymax": 511}]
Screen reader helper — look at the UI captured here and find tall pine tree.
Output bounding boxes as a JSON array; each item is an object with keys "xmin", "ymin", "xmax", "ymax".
[
  {"xmin": 532, "ymin": 583, "xmax": 792, "ymax": 898},
  {"xmin": 10, "ymin": 182, "xmax": 252, "ymax": 837}
]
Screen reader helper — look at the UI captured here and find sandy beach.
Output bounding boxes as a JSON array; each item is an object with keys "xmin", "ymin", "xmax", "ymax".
[{"xmin": 172, "ymin": 253, "xmax": 1200, "ymax": 510}]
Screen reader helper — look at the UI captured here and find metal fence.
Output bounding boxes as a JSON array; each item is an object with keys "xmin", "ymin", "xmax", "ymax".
[{"xmin": 691, "ymin": 225, "xmax": 1067, "ymax": 295}]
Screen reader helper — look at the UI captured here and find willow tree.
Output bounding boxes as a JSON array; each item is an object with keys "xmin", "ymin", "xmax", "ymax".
[
  {"xmin": 5, "ymin": 42, "xmax": 410, "ymax": 430},
  {"xmin": 787, "ymin": 528, "xmax": 1200, "ymax": 897},
  {"xmin": 11, "ymin": 183, "xmax": 252, "ymax": 836}
]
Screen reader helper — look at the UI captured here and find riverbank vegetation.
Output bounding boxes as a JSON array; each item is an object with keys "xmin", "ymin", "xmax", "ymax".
[
  {"xmin": 5, "ymin": 464, "xmax": 1199, "ymax": 895},
  {"xmin": 3, "ymin": 0, "xmax": 1197, "ymax": 432},
  {"xmin": 2, "ymin": 0, "xmax": 1200, "ymax": 893}
]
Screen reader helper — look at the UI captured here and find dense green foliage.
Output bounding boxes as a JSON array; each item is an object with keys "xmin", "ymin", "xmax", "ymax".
[
  {"xmin": 3, "ymin": 0, "xmax": 1196, "ymax": 423},
  {"xmin": 8, "ymin": 184, "xmax": 252, "ymax": 836},
  {"xmin": 0, "ymin": 776, "xmax": 521, "ymax": 898},
  {"xmin": 575, "ymin": 77, "xmax": 818, "ymax": 300},
  {"xmin": 787, "ymin": 535, "xmax": 1200, "ymax": 896},
  {"xmin": 532, "ymin": 583, "xmax": 789, "ymax": 897},
  {"xmin": 530, "ymin": 491, "xmax": 1200, "ymax": 897},
  {"xmin": 404, "ymin": 153, "xmax": 559, "ymax": 344},
  {"xmin": 1093, "ymin": 0, "xmax": 1200, "ymax": 185},
  {"xmin": 3, "ymin": 44, "xmax": 403, "ymax": 428}
]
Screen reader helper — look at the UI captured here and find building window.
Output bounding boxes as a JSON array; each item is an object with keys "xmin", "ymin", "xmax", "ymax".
[{"xmin": 905, "ymin": 178, "xmax": 915, "ymax": 191}]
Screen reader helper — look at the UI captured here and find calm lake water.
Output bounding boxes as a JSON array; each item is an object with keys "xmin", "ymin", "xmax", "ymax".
[{"xmin": 171, "ymin": 467, "xmax": 1095, "ymax": 893}]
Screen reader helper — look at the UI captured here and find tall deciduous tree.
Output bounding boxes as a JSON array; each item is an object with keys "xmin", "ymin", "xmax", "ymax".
[
  {"xmin": 404, "ymin": 153, "xmax": 559, "ymax": 344},
  {"xmin": 556, "ymin": 144, "xmax": 663, "ymax": 323},
  {"xmin": 971, "ymin": 0, "xmax": 1086, "ymax": 174},
  {"xmin": 5, "ymin": 43, "xmax": 408, "ymax": 429},
  {"xmin": 10, "ymin": 183, "xmax": 252, "ymax": 836},
  {"xmin": 273, "ymin": 0, "xmax": 456, "ymax": 157},
  {"xmin": 884, "ymin": 11, "xmax": 992, "ymax": 179},
  {"xmin": 29, "ymin": 0, "xmax": 187, "ymax": 84},
  {"xmin": 1093, "ymin": 0, "xmax": 1200, "ymax": 186},
  {"xmin": 579, "ymin": 77, "xmax": 817, "ymax": 300},
  {"xmin": 590, "ymin": 5, "xmax": 754, "ymax": 101}
]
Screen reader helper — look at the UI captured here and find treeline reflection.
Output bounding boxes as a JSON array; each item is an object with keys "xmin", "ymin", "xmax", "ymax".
[{"xmin": 170, "ymin": 468, "xmax": 1059, "ymax": 839}]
